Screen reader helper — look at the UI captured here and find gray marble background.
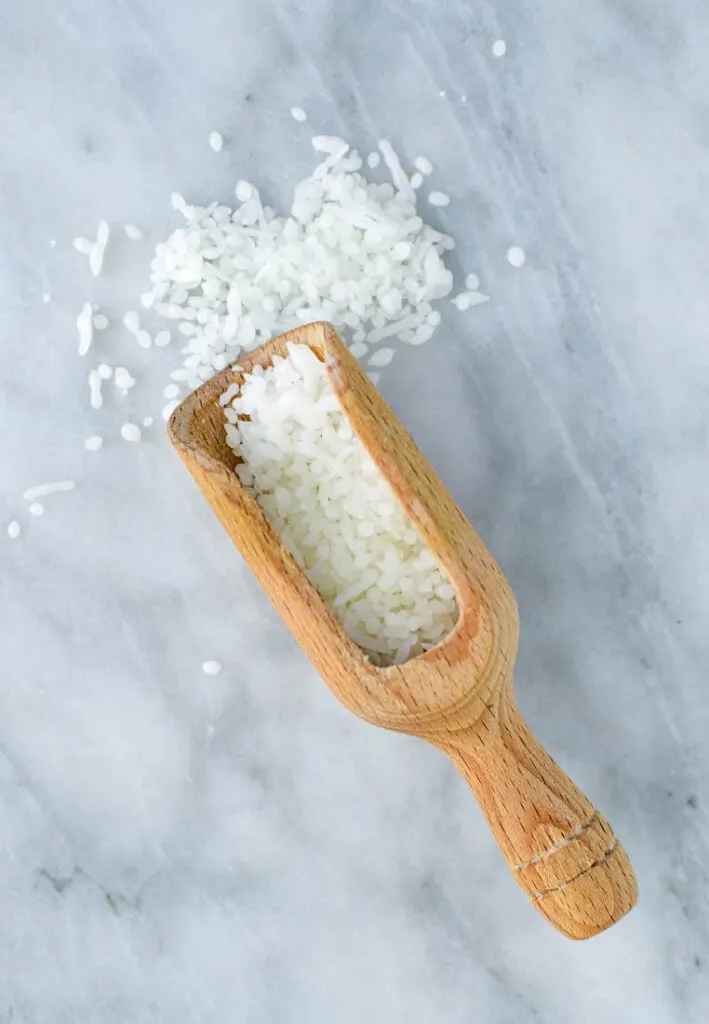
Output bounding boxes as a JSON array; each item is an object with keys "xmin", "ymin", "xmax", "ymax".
[{"xmin": 1, "ymin": 0, "xmax": 708, "ymax": 1021}]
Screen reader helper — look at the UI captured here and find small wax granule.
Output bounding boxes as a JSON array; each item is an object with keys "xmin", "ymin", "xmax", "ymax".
[
  {"xmin": 507, "ymin": 246, "xmax": 526, "ymax": 268},
  {"xmin": 120, "ymin": 423, "xmax": 142, "ymax": 443}
]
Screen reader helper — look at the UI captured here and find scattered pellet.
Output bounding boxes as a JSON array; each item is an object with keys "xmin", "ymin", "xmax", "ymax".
[
  {"xmin": 120, "ymin": 423, "xmax": 142, "ymax": 443},
  {"xmin": 507, "ymin": 246, "xmax": 526, "ymax": 268}
]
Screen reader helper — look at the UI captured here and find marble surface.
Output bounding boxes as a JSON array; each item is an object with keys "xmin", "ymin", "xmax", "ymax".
[{"xmin": 1, "ymin": 0, "xmax": 708, "ymax": 1020}]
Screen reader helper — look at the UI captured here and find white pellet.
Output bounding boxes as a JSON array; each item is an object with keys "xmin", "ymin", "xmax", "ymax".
[
  {"xmin": 312, "ymin": 135, "xmax": 348, "ymax": 155},
  {"xmin": 29, "ymin": 503, "xmax": 44, "ymax": 517},
  {"xmin": 507, "ymin": 246, "xmax": 526, "ymax": 268},
  {"xmin": 120, "ymin": 423, "xmax": 142, "ymax": 443},
  {"xmin": 414, "ymin": 156, "xmax": 433, "ymax": 176},
  {"xmin": 290, "ymin": 107, "xmax": 307, "ymax": 122},
  {"xmin": 368, "ymin": 347, "xmax": 395, "ymax": 368},
  {"xmin": 428, "ymin": 191, "xmax": 450, "ymax": 207},
  {"xmin": 201, "ymin": 660, "xmax": 222, "ymax": 676},
  {"xmin": 378, "ymin": 139, "xmax": 415, "ymax": 203},
  {"xmin": 162, "ymin": 384, "xmax": 180, "ymax": 399},
  {"xmin": 136, "ymin": 330, "xmax": 152, "ymax": 349},
  {"xmin": 124, "ymin": 224, "xmax": 143, "ymax": 241},
  {"xmin": 366, "ymin": 152, "xmax": 381, "ymax": 169},
  {"xmin": 349, "ymin": 341, "xmax": 369, "ymax": 360},
  {"xmin": 85, "ymin": 435, "xmax": 104, "ymax": 452},
  {"xmin": 22, "ymin": 481, "xmax": 75, "ymax": 501},
  {"xmin": 97, "ymin": 363, "xmax": 113, "ymax": 380},
  {"xmin": 124, "ymin": 311, "xmax": 141, "ymax": 335},
  {"xmin": 155, "ymin": 330, "xmax": 171, "ymax": 347},
  {"xmin": 76, "ymin": 302, "xmax": 94, "ymax": 356},
  {"xmin": 492, "ymin": 39, "xmax": 507, "ymax": 57},
  {"xmin": 142, "ymin": 416, "xmax": 154, "ymax": 427},
  {"xmin": 88, "ymin": 370, "xmax": 103, "ymax": 409},
  {"xmin": 7, "ymin": 521, "xmax": 20, "ymax": 540},
  {"xmin": 89, "ymin": 220, "xmax": 110, "ymax": 276},
  {"xmin": 73, "ymin": 237, "xmax": 93, "ymax": 255},
  {"xmin": 114, "ymin": 367, "xmax": 136, "ymax": 394},
  {"xmin": 208, "ymin": 131, "xmax": 224, "ymax": 152},
  {"xmin": 93, "ymin": 314, "xmax": 109, "ymax": 331},
  {"xmin": 410, "ymin": 172, "xmax": 424, "ymax": 189},
  {"xmin": 465, "ymin": 273, "xmax": 480, "ymax": 290},
  {"xmin": 42, "ymin": 293, "xmax": 51, "ymax": 304}
]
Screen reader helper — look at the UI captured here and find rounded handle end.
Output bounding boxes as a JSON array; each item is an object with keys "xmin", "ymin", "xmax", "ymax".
[{"xmin": 513, "ymin": 813, "xmax": 638, "ymax": 939}]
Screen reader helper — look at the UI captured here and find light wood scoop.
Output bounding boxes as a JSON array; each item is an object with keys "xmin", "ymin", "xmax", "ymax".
[{"xmin": 168, "ymin": 321, "xmax": 637, "ymax": 939}]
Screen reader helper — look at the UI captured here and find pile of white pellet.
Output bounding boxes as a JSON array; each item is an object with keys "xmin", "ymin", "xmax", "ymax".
[
  {"xmin": 146, "ymin": 136, "xmax": 489, "ymax": 400},
  {"xmin": 223, "ymin": 343, "xmax": 458, "ymax": 664}
]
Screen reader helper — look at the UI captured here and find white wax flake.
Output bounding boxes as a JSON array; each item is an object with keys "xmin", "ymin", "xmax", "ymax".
[
  {"xmin": 162, "ymin": 400, "xmax": 180, "ymax": 421},
  {"xmin": 120, "ymin": 423, "xmax": 142, "ymax": 443},
  {"xmin": 368, "ymin": 371, "xmax": 381, "ymax": 386},
  {"xmin": 97, "ymin": 363, "xmax": 113, "ymax": 380},
  {"xmin": 114, "ymin": 367, "xmax": 136, "ymax": 394},
  {"xmin": 349, "ymin": 341, "xmax": 369, "ymax": 360},
  {"xmin": 29, "ymin": 502, "xmax": 44, "ymax": 517},
  {"xmin": 465, "ymin": 273, "xmax": 480, "ymax": 290},
  {"xmin": 155, "ymin": 330, "xmax": 171, "ymax": 347},
  {"xmin": 93, "ymin": 313, "xmax": 109, "ymax": 330},
  {"xmin": 366, "ymin": 152, "xmax": 380, "ymax": 169},
  {"xmin": 368, "ymin": 347, "xmax": 395, "ymax": 368},
  {"xmin": 312, "ymin": 135, "xmax": 348, "ymax": 155},
  {"xmin": 136, "ymin": 330, "xmax": 152, "ymax": 350},
  {"xmin": 123, "ymin": 311, "xmax": 140, "ymax": 336},
  {"xmin": 89, "ymin": 220, "xmax": 110, "ymax": 276},
  {"xmin": 76, "ymin": 302, "xmax": 94, "ymax": 356},
  {"xmin": 451, "ymin": 291, "xmax": 490, "ymax": 310},
  {"xmin": 410, "ymin": 172, "xmax": 424, "ymax": 190},
  {"xmin": 290, "ymin": 107, "xmax": 307, "ymax": 122},
  {"xmin": 22, "ymin": 481, "xmax": 75, "ymax": 502},
  {"xmin": 428, "ymin": 191, "xmax": 451, "ymax": 207},
  {"xmin": 439, "ymin": 90, "xmax": 447, "ymax": 97},
  {"xmin": 234, "ymin": 180, "xmax": 253, "ymax": 202},
  {"xmin": 124, "ymin": 223, "xmax": 143, "ymax": 241},
  {"xmin": 414, "ymin": 156, "xmax": 433, "ymax": 176},
  {"xmin": 492, "ymin": 39, "xmax": 507, "ymax": 57},
  {"xmin": 378, "ymin": 139, "xmax": 415, "ymax": 203},
  {"xmin": 85, "ymin": 435, "xmax": 103, "ymax": 452},
  {"xmin": 42, "ymin": 293, "xmax": 51, "ymax": 304},
  {"xmin": 48, "ymin": 239, "xmax": 57, "ymax": 248},
  {"xmin": 208, "ymin": 131, "xmax": 224, "ymax": 152},
  {"xmin": 201, "ymin": 660, "xmax": 222, "ymax": 676},
  {"xmin": 171, "ymin": 191, "xmax": 193, "ymax": 218},
  {"xmin": 88, "ymin": 370, "xmax": 103, "ymax": 409},
  {"xmin": 142, "ymin": 416, "xmax": 154, "ymax": 427},
  {"xmin": 73, "ymin": 237, "xmax": 93, "ymax": 255},
  {"xmin": 7, "ymin": 521, "xmax": 20, "ymax": 540},
  {"xmin": 162, "ymin": 384, "xmax": 180, "ymax": 400},
  {"xmin": 507, "ymin": 246, "xmax": 526, "ymax": 268}
]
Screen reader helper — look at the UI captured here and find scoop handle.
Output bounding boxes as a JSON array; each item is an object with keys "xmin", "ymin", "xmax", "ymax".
[{"xmin": 439, "ymin": 691, "xmax": 637, "ymax": 939}]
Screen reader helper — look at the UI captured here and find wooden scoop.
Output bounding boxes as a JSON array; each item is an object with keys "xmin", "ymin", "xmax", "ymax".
[{"xmin": 168, "ymin": 321, "xmax": 637, "ymax": 939}]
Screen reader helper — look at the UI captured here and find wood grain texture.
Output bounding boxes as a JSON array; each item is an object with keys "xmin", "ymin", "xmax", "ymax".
[{"xmin": 168, "ymin": 321, "xmax": 638, "ymax": 939}]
